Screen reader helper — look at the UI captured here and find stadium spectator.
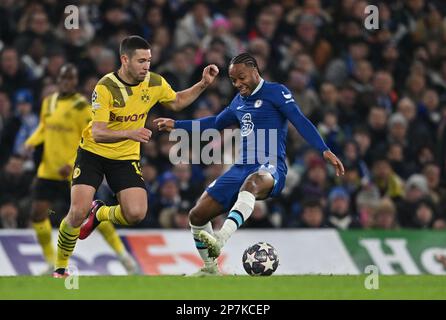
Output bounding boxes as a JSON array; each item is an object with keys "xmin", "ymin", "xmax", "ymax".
[
  {"xmin": 356, "ymin": 184, "xmax": 380, "ymax": 228},
  {"xmin": 326, "ymin": 186, "xmax": 361, "ymax": 230},
  {"xmin": 0, "ymin": 202, "xmax": 20, "ymax": 228},
  {"xmin": 243, "ymin": 201, "xmax": 275, "ymax": 229},
  {"xmin": 142, "ymin": 171, "xmax": 181, "ymax": 228},
  {"xmin": 373, "ymin": 197, "xmax": 399, "ymax": 230},
  {"xmin": 317, "ymin": 108, "xmax": 344, "ymax": 155},
  {"xmin": 422, "ymin": 163, "xmax": 446, "ymax": 209},
  {"xmin": 367, "ymin": 105, "xmax": 388, "ymax": 153},
  {"xmin": 0, "ymin": 90, "xmax": 12, "ymax": 138},
  {"xmin": 371, "ymin": 156, "xmax": 404, "ymax": 201},
  {"xmin": 293, "ymin": 13, "xmax": 332, "ymax": 70},
  {"xmin": 15, "ymin": 9, "xmax": 61, "ymax": 56},
  {"xmin": 0, "ymin": 47, "xmax": 32, "ymax": 98},
  {"xmin": 174, "ymin": 1, "xmax": 212, "ymax": 48},
  {"xmin": 286, "ymin": 66, "xmax": 321, "ymax": 120},
  {"xmin": 397, "ymin": 174, "xmax": 433, "ymax": 227},
  {"xmin": 11, "ymin": 89, "xmax": 38, "ymax": 156},
  {"xmin": 411, "ymin": 198, "xmax": 439, "ymax": 229},
  {"xmin": 325, "ymin": 37, "xmax": 369, "ymax": 87},
  {"xmin": 172, "ymin": 163, "xmax": 203, "ymax": 204},
  {"xmin": 0, "ymin": 154, "xmax": 33, "ymax": 219},
  {"xmin": 288, "ymin": 156, "xmax": 331, "ymax": 210},
  {"xmin": 159, "ymin": 200, "xmax": 191, "ymax": 229},
  {"xmin": 293, "ymin": 199, "xmax": 327, "ymax": 228},
  {"xmin": 341, "ymin": 139, "xmax": 370, "ymax": 185},
  {"xmin": 337, "ymin": 84, "xmax": 362, "ymax": 134}
]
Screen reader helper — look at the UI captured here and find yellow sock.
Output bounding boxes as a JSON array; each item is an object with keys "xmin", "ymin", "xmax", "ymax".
[
  {"xmin": 32, "ymin": 218, "xmax": 55, "ymax": 265},
  {"xmin": 96, "ymin": 205, "xmax": 129, "ymax": 226},
  {"xmin": 55, "ymin": 218, "xmax": 80, "ymax": 270},
  {"xmin": 97, "ymin": 221, "xmax": 125, "ymax": 255}
]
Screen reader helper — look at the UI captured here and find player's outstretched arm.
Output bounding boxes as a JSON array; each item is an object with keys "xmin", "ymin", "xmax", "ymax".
[
  {"xmin": 92, "ymin": 121, "xmax": 152, "ymax": 143},
  {"xmin": 162, "ymin": 64, "xmax": 219, "ymax": 112},
  {"xmin": 277, "ymin": 89, "xmax": 345, "ymax": 176},
  {"xmin": 154, "ymin": 116, "xmax": 217, "ymax": 133},
  {"xmin": 154, "ymin": 106, "xmax": 237, "ymax": 133}
]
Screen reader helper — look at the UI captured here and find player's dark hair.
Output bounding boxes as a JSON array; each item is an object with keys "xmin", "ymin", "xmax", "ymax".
[
  {"xmin": 120, "ymin": 36, "xmax": 151, "ymax": 57},
  {"xmin": 230, "ymin": 53, "xmax": 259, "ymax": 71}
]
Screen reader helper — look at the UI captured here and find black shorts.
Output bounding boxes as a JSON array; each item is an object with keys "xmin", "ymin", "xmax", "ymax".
[
  {"xmin": 72, "ymin": 148, "xmax": 146, "ymax": 194},
  {"xmin": 32, "ymin": 178, "xmax": 71, "ymax": 202}
]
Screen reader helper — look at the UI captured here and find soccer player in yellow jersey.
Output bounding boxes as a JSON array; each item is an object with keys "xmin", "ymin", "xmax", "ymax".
[
  {"xmin": 25, "ymin": 64, "xmax": 140, "ymax": 275},
  {"xmin": 52, "ymin": 35, "xmax": 219, "ymax": 277}
]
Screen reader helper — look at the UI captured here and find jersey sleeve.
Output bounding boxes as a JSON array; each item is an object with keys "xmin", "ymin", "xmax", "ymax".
[
  {"xmin": 274, "ymin": 84, "xmax": 329, "ymax": 153},
  {"xmin": 76, "ymin": 99, "xmax": 93, "ymax": 134},
  {"xmin": 175, "ymin": 107, "xmax": 238, "ymax": 132},
  {"xmin": 158, "ymin": 76, "xmax": 177, "ymax": 103},
  {"xmin": 91, "ymin": 85, "xmax": 112, "ymax": 122},
  {"xmin": 25, "ymin": 97, "xmax": 48, "ymax": 146}
]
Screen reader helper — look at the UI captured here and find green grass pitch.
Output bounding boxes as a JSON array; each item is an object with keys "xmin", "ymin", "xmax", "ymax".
[{"xmin": 1, "ymin": 275, "xmax": 445, "ymax": 300}]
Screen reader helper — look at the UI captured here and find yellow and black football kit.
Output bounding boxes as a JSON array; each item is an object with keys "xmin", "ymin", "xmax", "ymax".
[
  {"xmin": 25, "ymin": 92, "xmax": 91, "ymax": 201},
  {"xmin": 27, "ymin": 92, "xmax": 138, "ymax": 270},
  {"xmin": 73, "ymin": 71, "xmax": 176, "ymax": 193},
  {"xmin": 26, "ymin": 92, "xmax": 90, "ymax": 267}
]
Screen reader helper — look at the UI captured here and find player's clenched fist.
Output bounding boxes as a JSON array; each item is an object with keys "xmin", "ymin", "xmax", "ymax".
[
  {"xmin": 202, "ymin": 64, "xmax": 219, "ymax": 86},
  {"xmin": 128, "ymin": 127, "xmax": 152, "ymax": 143},
  {"xmin": 153, "ymin": 118, "xmax": 175, "ymax": 132}
]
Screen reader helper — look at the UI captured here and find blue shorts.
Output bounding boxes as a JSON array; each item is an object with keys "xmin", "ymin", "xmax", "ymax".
[{"xmin": 206, "ymin": 163, "xmax": 286, "ymax": 211}]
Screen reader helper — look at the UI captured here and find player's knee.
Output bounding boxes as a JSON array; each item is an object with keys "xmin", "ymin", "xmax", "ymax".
[
  {"xmin": 66, "ymin": 205, "xmax": 90, "ymax": 227},
  {"xmin": 189, "ymin": 206, "xmax": 207, "ymax": 226},
  {"xmin": 123, "ymin": 206, "xmax": 147, "ymax": 225},
  {"xmin": 31, "ymin": 207, "xmax": 49, "ymax": 223},
  {"xmin": 241, "ymin": 176, "xmax": 257, "ymax": 193}
]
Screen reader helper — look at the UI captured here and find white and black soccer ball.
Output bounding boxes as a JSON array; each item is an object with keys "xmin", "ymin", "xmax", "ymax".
[{"xmin": 242, "ymin": 242, "xmax": 279, "ymax": 276}]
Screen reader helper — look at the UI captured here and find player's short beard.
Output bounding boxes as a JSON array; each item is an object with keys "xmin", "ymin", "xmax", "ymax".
[{"xmin": 129, "ymin": 67, "xmax": 145, "ymax": 83}]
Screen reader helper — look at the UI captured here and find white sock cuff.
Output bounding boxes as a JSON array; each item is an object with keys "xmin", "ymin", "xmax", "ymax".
[
  {"xmin": 190, "ymin": 221, "xmax": 213, "ymax": 236},
  {"xmin": 236, "ymin": 191, "xmax": 256, "ymax": 211},
  {"xmin": 238, "ymin": 191, "xmax": 255, "ymax": 206},
  {"xmin": 231, "ymin": 191, "xmax": 256, "ymax": 222}
]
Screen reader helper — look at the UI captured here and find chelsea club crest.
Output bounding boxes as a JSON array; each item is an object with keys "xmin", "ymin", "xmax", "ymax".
[{"xmin": 254, "ymin": 99, "xmax": 263, "ymax": 108}]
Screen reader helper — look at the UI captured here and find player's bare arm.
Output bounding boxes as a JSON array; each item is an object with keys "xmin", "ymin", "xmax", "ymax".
[
  {"xmin": 162, "ymin": 64, "xmax": 219, "ymax": 111},
  {"xmin": 92, "ymin": 121, "xmax": 152, "ymax": 143}
]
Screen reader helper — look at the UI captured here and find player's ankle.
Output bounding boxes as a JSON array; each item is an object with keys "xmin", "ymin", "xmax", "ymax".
[
  {"xmin": 204, "ymin": 259, "xmax": 215, "ymax": 268},
  {"xmin": 216, "ymin": 230, "xmax": 228, "ymax": 244}
]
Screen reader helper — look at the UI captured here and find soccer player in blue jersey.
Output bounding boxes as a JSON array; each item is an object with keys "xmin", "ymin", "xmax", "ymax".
[{"xmin": 154, "ymin": 53, "xmax": 344, "ymax": 275}]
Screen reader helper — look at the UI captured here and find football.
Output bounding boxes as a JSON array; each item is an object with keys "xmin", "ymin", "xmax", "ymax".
[{"xmin": 242, "ymin": 242, "xmax": 279, "ymax": 276}]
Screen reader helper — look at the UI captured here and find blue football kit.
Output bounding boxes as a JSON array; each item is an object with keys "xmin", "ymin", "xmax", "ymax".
[{"xmin": 175, "ymin": 79, "xmax": 329, "ymax": 210}]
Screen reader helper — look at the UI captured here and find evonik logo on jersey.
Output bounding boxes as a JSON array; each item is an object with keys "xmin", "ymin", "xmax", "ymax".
[{"xmin": 109, "ymin": 112, "xmax": 147, "ymax": 122}]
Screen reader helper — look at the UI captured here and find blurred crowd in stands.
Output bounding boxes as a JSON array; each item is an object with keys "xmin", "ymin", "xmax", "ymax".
[{"xmin": 1, "ymin": 0, "xmax": 446, "ymax": 231}]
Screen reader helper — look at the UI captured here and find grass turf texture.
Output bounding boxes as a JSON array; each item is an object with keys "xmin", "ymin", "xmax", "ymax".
[{"xmin": 1, "ymin": 275, "xmax": 445, "ymax": 300}]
